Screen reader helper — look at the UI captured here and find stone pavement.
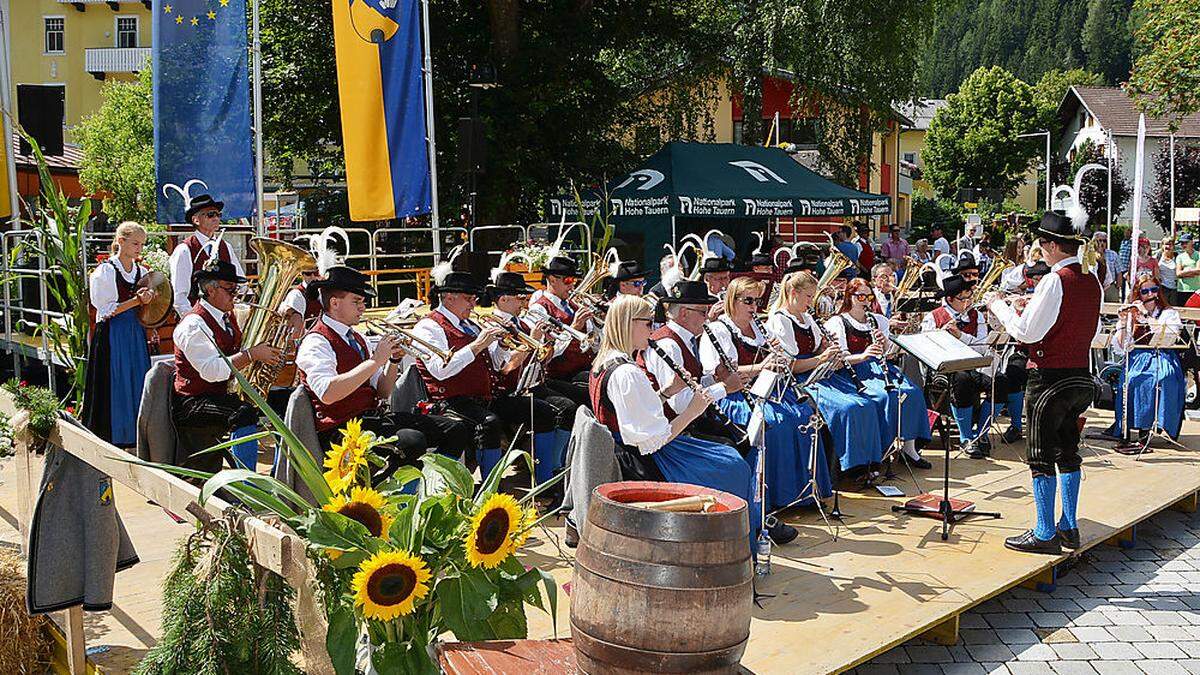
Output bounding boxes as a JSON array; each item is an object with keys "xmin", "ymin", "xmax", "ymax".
[{"xmin": 854, "ymin": 505, "xmax": 1200, "ymax": 675}]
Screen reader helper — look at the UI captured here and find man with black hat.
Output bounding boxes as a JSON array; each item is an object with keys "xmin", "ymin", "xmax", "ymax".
[
  {"xmin": 528, "ymin": 254, "xmax": 596, "ymax": 402},
  {"xmin": 172, "ymin": 259, "xmax": 279, "ymax": 472},
  {"xmin": 169, "ymin": 194, "xmax": 245, "ymax": 319},
  {"xmin": 604, "ymin": 259, "xmax": 648, "ymax": 300},
  {"xmin": 986, "ymin": 211, "xmax": 1100, "ymax": 554},
  {"xmin": 295, "ymin": 266, "xmax": 464, "ymax": 473},
  {"xmin": 952, "ymin": 250, "xmax": 981, "ymax": 283}
]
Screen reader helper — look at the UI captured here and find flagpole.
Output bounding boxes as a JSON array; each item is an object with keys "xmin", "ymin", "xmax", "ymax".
[
  {"xmin": 1129, "ymin": 114, "xmax": 1146, "ymax": 300},
  {"xmin": 420, "ymin": 0, "xmax": 441, "ymax": 260},
  {"xmin": 0, "ymin": 2, "xmax": 19, "ymax": 227},
  {"xmin": 251, "ymin": 0, "xmax": 265, "ymax": 236}
]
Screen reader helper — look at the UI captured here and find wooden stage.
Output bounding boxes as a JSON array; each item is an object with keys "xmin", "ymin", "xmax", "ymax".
[{"xmin": 3, "ymin": 407, "xmax": 1200, "ymax": 674}]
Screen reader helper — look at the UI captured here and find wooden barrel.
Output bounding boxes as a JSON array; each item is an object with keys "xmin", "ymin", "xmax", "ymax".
[{"xmin": 570, "ymin": 481, "xmax": 752, "ymax": 674}]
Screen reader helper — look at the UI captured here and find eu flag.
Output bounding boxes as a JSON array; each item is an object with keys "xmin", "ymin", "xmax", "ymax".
[
  {"xmin": 154, "ymin": 0, "xmax": 255, "ymax": 224},
  {"xmin": 332, "ymin": 0, "xmax": 432, "ymax": 222}
]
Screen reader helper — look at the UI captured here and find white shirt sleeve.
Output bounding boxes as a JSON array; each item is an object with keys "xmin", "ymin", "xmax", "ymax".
[
  {"xmin": 89, "ymin": 264, "xmax": 120, "ymax": 321},
  {"xmin": 643, "ymin": 338, "xmax": 692, "ymax": 415},
  {"xmin": 766, "ymin": 312, "xmax": 797, "ymax": 356},
  {"xmin": 919, "ymin": 311, "xmax": 937, "ymax": 333},
  {"xmin": 172, "ymin": 314, "xmax": 233, "ymax": 383},
  {"xmin": 280, "ymin": 288, "xmax": 306, "ymax": 315},
  {"xmin": 698, "ymin": 323, "xmax": 736, "ymax": 376},
  {"xmin": 410, "ymin": 318, "xmax": 478, "ymax": 380},
  {"xmin": 988, "ymin": 273, "xmax": 1064, "ymax": 344},
  {"xmin": 169, "ymin": 244, "xmax": 193, "ymax": 318},
  {"xmin": 823, "ymin": 316, "xmax": 849, "ymax": 351},
  {"xmin": 607, "ymin": 363, "xmax": 673, "ymax": 455},
  {"xmin": 1001, "ymin": 264, "xmax": 1025, "ymax": 292},
  {"xmin": 296, "ymin": 332, "xmax": 339, "ymax": 403}
]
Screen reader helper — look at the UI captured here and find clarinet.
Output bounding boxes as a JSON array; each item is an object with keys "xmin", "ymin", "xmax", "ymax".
[
  {"xmin": 812, "ymin": 318, "xmax": 869, "ymax": 395},
  {"xmin": 749, "ymin": 315, "xmax": 794, "ymax": 372},
  {"xmin": 702, "ymin": 322, "xmax": 740, "ymax": 375},
  {"xmin": 647, "ymin": 340, "xmax": 732, "ymax": 426}
]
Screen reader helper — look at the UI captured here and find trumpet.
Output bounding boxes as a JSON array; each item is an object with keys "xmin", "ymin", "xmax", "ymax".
[
  {"xmin": 527, "ymin": 304, "xmax": 591, "ymax": 345},
  {"xmin": 473, "ymin": 312, "xmax": 552, "ymax": 360},
  {"xmin": 364, "ymin": 319, "xmax": 454, "ymax": 364}
]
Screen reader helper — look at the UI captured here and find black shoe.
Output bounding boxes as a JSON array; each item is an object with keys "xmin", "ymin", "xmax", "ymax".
[
  {"xmin": 564, "ymin": 518, "xmax": 579, "ymax": 549},
  {"xmin": 1004, "ymin": 529, "xmax": 1062, "ymax": 555},
  {"xmin": 1002, "ymin": 426, "xmax": 1023, "ymax": 445},
  {"xmin": 1057, "ymin": 527, "xmax": 1081, "ymax": 550},
  {"xmin": 768, "ymin": 521, "xmax": 799, "ymax": 546},
  {"xmin": 904, "ymin": 454, "xmax": 933, "ymax": 470}
]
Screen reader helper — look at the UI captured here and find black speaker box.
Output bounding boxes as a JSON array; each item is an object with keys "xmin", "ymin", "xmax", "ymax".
[{"xmin": 17, "ymin": 84, "xmax": 65, "ymax": 157}]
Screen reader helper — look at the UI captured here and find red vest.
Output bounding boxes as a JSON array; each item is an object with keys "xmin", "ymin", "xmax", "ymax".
[
  {"xmin": 635, "ymin": 326, "xmax": 702, "ymax": 421},
  {"xmin": 837, "ymin": 315, "xmax": 875, "ymax": 355},
  {"xmin": 1027, "ymin": 263, "xmax": 1100, "ymax": 369},
  {"xmin": 414, "ymin": 312, "xmax": 494, "ymax": 400},
  {"xmin": 716, "ymin": 321, "xmax": 761, "ymax": 366},
  {"xmin": 533, "ymin": 294, "xmax": 593, "ymax": 378},
  {"xmin": 173, "ymin": 304, "xmax": 242, "ymax": 397},
  {"xmin": 295, "ymin": 283, "xmax": 323, "ymax": 322},
  {"xmin": 589, "ymin": 358, "xmax": 628, "ymax": 436},
  {"xmin": 183, "ymin": 235, "xmax": 233, "ymax": 303},
  {"xmin": 299, "ymin": 320, "xmax": 380, "ymax": 433},
  {"xmin": 931, "ymin": 305, "xmax": 980, "ymax": 336},
  {"xmin": 783, "ymin": 315, "xmax": 818, "ymax": 357}
]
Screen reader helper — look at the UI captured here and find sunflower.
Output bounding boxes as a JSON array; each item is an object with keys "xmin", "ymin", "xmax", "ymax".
[
  {"xmin": 465, "ymin": 493, "xmax": 523, "ymax": 568},
  {"xmin": 351, "ymin": 550, "xmax": 432, "ymax": 621},
  {"xmin": 510, "ymin": 506, "xmax": 538, "ymax": 550},
  {"xmin": 323, "ymin": 486, "xmax": 393, "ymax": 540},
  {"xmin": 323, "ymin": 418, "xmax": 368, "ymax": 494}
]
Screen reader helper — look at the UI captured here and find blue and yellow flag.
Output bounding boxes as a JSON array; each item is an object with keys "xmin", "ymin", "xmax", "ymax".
[
  {"xmin": 154, "ymin": 0, "xmax": 255, "ymax": 224},
  {"xmin": 332, "ymin": 0, "xmax": 432, "ymax": 222}
]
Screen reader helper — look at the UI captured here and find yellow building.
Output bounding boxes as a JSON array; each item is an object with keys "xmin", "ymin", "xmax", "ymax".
[{"xmin": 3, "ymin": 0, "xmax": 151, "ymax": 143}]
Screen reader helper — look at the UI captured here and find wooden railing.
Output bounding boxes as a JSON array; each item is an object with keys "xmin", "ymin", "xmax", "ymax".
[{"xmin": 0, "ymin": 392, "xmax": 333, "ymax": 675}]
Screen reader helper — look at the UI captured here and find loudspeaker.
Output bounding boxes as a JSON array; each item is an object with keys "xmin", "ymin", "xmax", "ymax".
[
  {"xmin": 456, "ymin": 117, "xmax": 486, "ymax": 175},
  {"xmin": 17, "ymin": 85, "xmax": 65, "ymax": 157}
]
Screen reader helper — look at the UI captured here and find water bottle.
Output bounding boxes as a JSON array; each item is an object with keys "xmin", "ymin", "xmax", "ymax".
[{"xmin": 754, "ymin": 532, "xmax": 772, "ymax": 576}]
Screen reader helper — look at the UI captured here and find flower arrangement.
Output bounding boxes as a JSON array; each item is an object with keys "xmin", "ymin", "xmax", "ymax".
[
  {"xmin": 506, "ymin": 240, "xmax": 554, "ymax": 271},
  {"xmin": 140, "ymin": 247, "xmax": 170, "ymax": 276},
  {"xmin": 0, "ymin": 412, "xmax": 13, "ymax": 459},
  {"xmin": 2, "ymin": 379, "xmax": 63, "ymax": 451},
  {"xmin": 128, "ymin": 367, "xmax": 559, "ymax": 674}
]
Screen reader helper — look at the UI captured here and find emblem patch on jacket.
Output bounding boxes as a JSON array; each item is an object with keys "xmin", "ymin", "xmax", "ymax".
[{"xmin": 99, "ymin": 479, "xmax": 113, "ymax": 506}]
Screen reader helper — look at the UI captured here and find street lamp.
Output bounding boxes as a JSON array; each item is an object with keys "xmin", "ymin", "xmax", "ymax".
[{"xmin": 1017, "ymin": 131, "xmax": 1052, "ymax": 210}]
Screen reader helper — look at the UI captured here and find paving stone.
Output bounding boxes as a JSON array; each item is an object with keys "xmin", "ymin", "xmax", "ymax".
[
  {"xmin": 900, "ymin": 665, "xmax": 947, "ymax": 675},
  {"xmin": 1039, "ymin": 598, "xmax": 1084, "ymax": 613},
  {"xmin": 869, "ymin": 648, "xmax": 911, "ymax": 664},
  {"xmin": 1133, "ymin": 660, "xmax": 1190, "ymax": 674},
  {"xmin": 1107, "ymin": 626, "xmax": 1155, "ymax": 642},
  {"xmin": 961, "ymin": 613, "xmax": 991, "ymax": 629},
  {"xmin": 1049, "ymin": 663, "xmax": 1098, "ymax": 675},
  {"xmin": 1069, "ymin": 626, "xmax": 1116, "ymax": 643},
  {"xmin": 1179, "ymin": 642, "xmax": 1200, "ymax": 658},
  {"xmin": 988, "ymin": 613, "xmax": 1036, "ymax": 629},
  {"xmin": 1071, "ymin": 611, "xmax": 1115, "ymax": 627},
  {"xmin": 1109, "ymin": 611, "xmax": 1150, "ymax": 626},
  {"xmin": 995, "ymin": 629, "xmax": 1041, "ymax": 644},
  {"xmin": 1050, "ymin": 643, "xmax": 1098, "ymax": 660},
  {"xmin": 961, "ymin": 629, "xmax": 1002, "ymax": 645},
  {"xmin": 1014, "ymin": 644, "xmax": 1058, "ymax": 661},
  {"xmin": 1007, "ymin": 664, "xmax": 1056, "ymax": 675},
  {"xmin": 1091, "ymin": 662, "xmax": 1143, "ymax": 675},
  {"xmin": 1031, "ymin": 613, "xmax": 1071, "ymax": 629},
  {"xmin": 950, "ymin": 645, "xmax": 974, "ymax": 663},
  {"xmin": 1005, "ymin": 599, "xmax": 1049, "ymax": 613},
  {"xmin": 941, "ymin": 663, "xmax": 990, "ymax": 674},
  {"xmin": 1134, "ymin": 642, "xmax": 1188, "ymax": 659},
  {"xmin": 854, "ymin": 665, "xmax": 901, "ymax": 675},
  {"xmin": 1147, "ymin": 626, "xmax": 1196, "ymax": 642},
  {"xmin": 1144, "ymin": 611, "xmax": 1191, "ymax": 626},
  {"xmin": 980, "ymin": 664, "xmax": 1011, "ymax": 675},
  {"xmin": 1177, "ymin": 660, "xmax": 1200, "ymax": 674},
  {"xmin": 1092, "ymin": 643, "xmax": 1145, "ymax": 660},
  {"xmin": 967, "ymin": 644, "xmax": 1017, "ymax": 662},
  {"xmin": 907, "ymin": 646, "xmax": 955, "ymax": 664}
]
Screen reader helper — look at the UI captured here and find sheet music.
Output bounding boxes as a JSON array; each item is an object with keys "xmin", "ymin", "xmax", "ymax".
[{"xmin": 892, "ymin": 329, "xmax": 993, "ymax": 373}]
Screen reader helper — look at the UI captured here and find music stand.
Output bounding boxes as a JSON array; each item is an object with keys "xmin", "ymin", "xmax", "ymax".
[
  {"xmin": 889, "ymin": 330, "xmax": 1002, "ymax": 540},
  {"xmin": 1115, "ymin": 324, "xmax": 1189, "ymax": 456}
]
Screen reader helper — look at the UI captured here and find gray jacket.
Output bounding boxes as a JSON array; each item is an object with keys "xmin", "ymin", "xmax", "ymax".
[{"xmin": 562, "ymin": 407, "xmax": 619, "ymax": 532}]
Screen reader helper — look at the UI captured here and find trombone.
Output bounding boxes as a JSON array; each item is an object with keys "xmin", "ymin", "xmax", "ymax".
[{"xmin": 364, "ymin": 318, "xmax": 454, "ymax": 364}]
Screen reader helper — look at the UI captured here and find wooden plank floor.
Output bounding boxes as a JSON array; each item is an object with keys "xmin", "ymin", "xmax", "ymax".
[{"xmin": 4, "ymin": 407, "xmax": 1200, "ymax": 674}]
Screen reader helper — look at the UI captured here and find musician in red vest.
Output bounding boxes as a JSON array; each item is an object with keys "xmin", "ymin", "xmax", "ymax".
[
  {"xmin": 411, "ymin": 267, "xmax": 513, "ymax": 480},
  {"xmin": 280, "ymin": 268, "xmax": 323, "ymax": 335},
  {"xmin": 172, "ymin": 259, "xmax": 279, "ymax": 473},
  {"xmin": 169, "ymin": 194, "xmax": 245, "ymax": 319},
  {"xmin": 528, "ymin": 255, "xmax": 596, "ymax": 405},
  {"xmin": 987, "ymin": 211, "xmax": 1101, "ymax": 554},
  {"xmin": 295, "ymin": 266, "xmax": 467, "ymax": 476}
]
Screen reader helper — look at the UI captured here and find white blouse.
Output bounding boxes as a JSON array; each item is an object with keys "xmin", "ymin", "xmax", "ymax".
[
  {"xmin": 599, "ymin": 352, "xmax": 673, "ymax": 455},
  {"xmin": 698, "ymin": 316, "xmax": 763, "ymax": 376},
  {"xmin": 765, "ymin": 308, "xmax": 826, "ymax": 357},
  {"xmin": 1113, "ymin": 306, "xmax": 1182, "ymax": 356},
  {"xmin": 823, "ymin": 312, "xmax": 889, "ymax": 353},
  {"xmin": 89, "ymin": 258, "xmax": 148, "ymax": 321},
  {"xmin": 641, "ymin": 321, "xmax": 727, "ymax": 415}
]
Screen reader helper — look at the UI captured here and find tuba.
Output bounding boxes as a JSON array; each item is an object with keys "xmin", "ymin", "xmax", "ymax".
[
  {"xmin": 813, "ymin": 233, "xmax": 852, "ymax": 317},
  {"xmin": 238, "ymin": 237, "xmax": 318, "ymax": 398},
  {"xmin": 970, "ymin": 258, "xmax": 1015, "ymax": 307}
]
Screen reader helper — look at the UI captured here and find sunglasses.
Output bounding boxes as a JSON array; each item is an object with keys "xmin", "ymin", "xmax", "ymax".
[
  {"xmin": 201, "ymin": 211, "xmax": 222, "ymax": 219},
  {"xmin": 851, "ymin": 292, "xmax": 872, "ymax": 300},
  {"xmin": 301, "ymin": 270, "xmax": 319, "ymax": 277},
  {"xmin": 216, "ymin": 283, "xmax": 238, "ymax": 294},
  {"xmin": 1140, "ymin": 286, "xmax": 1160, "ymax": 296},
  {"xmin": 628, "ymin": 279, "xmax": 646, "ymax": 288},
  {"xmin": 736, "ymin": 297, "xmax": 759, "ymax": 306}
]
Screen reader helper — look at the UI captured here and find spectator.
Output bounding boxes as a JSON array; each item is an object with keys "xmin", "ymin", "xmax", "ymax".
[
  {"xmin": 1092, "ymin": 232, "xmax": 1120, "ymax": 302},
  {"xmin": 1159, "ymin": 235, "xmax": 1179, "ymax": 304},
  {"xmin": 930, "ymin": 224, "xmax": 951, "ymax": 257},
  {"xmin": 1116, "ymin": 236, "xmax": 1133, "ymax": 301},
  {"xmin": 1176, "ymin": 233, "xmax": 1200, "ymax": 305},
  {"xmin": 881, "ymin": 223, "xmax": 910, "ymax": 268},
  {"xmin": 913, "ymin": 239, "xmax": 932, "ymax": 264},
  {"xmin": 1136, "ymin": 236, "xmax": 1159, "ymax": 280},
  {"xmin": 833, "ymin": 226, "xmax": 861, "ymax": 273},
  {"xmin": 854, "ymin": 222, "xmax": 875, "ymax": 272}
]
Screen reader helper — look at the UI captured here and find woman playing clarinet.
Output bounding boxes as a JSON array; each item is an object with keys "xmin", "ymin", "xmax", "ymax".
[
  {"xmin": 698, "ymin": 277, "xmax": 829, "ymax": 511},
  {"xmin": 83, "ymin": 222, "xmax": 155, "ymax": 446},
  {"xmin": 824, "ymin": 278, "xmax": 932, "ymax": 472},
  {"xmin": 1112, "ymin": 272, "xmax": 1186, "ymax": 450}
]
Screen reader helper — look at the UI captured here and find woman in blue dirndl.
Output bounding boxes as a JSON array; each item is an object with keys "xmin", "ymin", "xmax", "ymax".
[
  {"xmin": 83, "ymin": 222, "xmax": 155, "ymax": 446},
  {"xmin": 825, "ymin": 278, "xmax": 931, "ymax": 468},
  {"xmin": 1112, "ymin": 273, "xmax": 1186, "ymax": 447},
  {"xmin": 698, "ymin": 276, "xmax": 829, "ymax": 511},
  {"xmin": 588, "ymin": 292, "xmax": 798, "ymax": 547}
]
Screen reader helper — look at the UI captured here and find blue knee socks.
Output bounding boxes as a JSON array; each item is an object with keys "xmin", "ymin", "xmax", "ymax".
[
  {"xmin": 952, "ymin": 406, "xmax": 976, "ymax": 442},
  {"xmin": 477, "ymin": 448, "xmax": 503, "ymax": 482},
  {"xmin": 533, "ymin": 431, "xmax": 560, "ymax": 484},
  {"xmin": 230, "ymin": 425, "xmax": 258, "ymax": 471},
  {"xmin": 1032, "ymin": 475, "xmax": 1057, "ymax": 540},
  {"xmin": 1058, "ymin": 471, "xmax": 1081, "ymax": 531},
  {"xmin": 554, "ymin": 428, "xmax": 572, "ymax": 465},
  {"xmin": 1007, "ymin": 392, "xmax": 1025, "ymax": 431},
  {"xmin": 976, "ymin": 403, "xmax": 1002, "ymax": 438}
]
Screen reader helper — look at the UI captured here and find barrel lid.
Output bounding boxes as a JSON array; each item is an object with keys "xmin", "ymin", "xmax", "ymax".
[{"xmin": 587, "ymin": 481, "xmax": 749, "ymax": 542}]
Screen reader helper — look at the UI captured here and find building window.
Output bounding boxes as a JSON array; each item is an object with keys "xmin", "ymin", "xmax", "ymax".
[
  {"xmin": 44, "ymin": 17, "xmax": 64, "ymax": 54},
  {"xmin": 116, "ymin": 17, "xmax": 138, "ymax": 48},
  {"xmin": 903, "ymin": 151, "xmax": 918, "ymax": 165}
]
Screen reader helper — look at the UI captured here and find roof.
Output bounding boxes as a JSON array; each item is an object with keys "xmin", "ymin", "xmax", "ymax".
[
  {"xmin": 11, "ymin": 134, "xmax": 83, "ymax": 172},
  {"xmin": 1060, "ymin": 86, "xmax": 1200, "ymax": 138},
  {"xmin": 895, "ymin": 99, "xmax": 946, "ymax": 131}
]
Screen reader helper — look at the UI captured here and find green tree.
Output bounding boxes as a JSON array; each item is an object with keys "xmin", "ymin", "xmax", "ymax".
[
  {"xmin": 1033, "ymin": 68, "xmax": 1104, "ymax": 125},
  {"xmin": 923, "ymin": 66, "xmax": 1044, "ymax": 198},
  {"xmin": 74, "ymin": 68, "xmax": 155, "ymax": 224},
  {"xmin": 1082, "ymin": 0, "xmax": 1133, "ymax": 84},
  {"xmin": 1127, "ymin": 0, "xmax": 1200, "ymax": 126},
  {"xmin": 1148, "ymin": 141, "xmax": 1200, "ymax": 228},
  {"xmin": 1050, "ymin": 138, "xmax": 1131, "ymax": 225}
]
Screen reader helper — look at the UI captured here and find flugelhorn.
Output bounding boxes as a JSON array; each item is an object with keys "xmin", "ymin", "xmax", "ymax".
[
  {"xmin": 473, "ymin": 312, "xmax": 552, "ymax": 360},
  {"xmin": 365, "ymin": 318, "xmax": 453, "ymax": 364},
  {"xmin": 527, "ymin": 304, "xmax": 591, "ymax": 345}
]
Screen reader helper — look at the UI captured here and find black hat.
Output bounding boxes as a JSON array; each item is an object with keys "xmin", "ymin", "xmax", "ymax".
[
  {"xmin": 543, "ymin": 256, "xmax": 580, "ymax": 277},
  {"xmin": 192, "ymin": 258, "xmax": 246, "ymax": 285},
  {"xmin": 433, "ymin": 270, "xmax": 483, "ymax": 295},
  {"xmin": 701, "ymin": 256, "xmax": 733, "ymax": 274},
  {"xmin": 660, "ymin": 280, "xmax": 718, "ymax": 305},
  {"xmin": 185, "ymin": 194, "xmax": 224, "ymax": 223},
  {"xmin": 952, "ymin": 251, "xmax": 979, "ymax": 274},
  {"xmin": 749, "ymin": 252, "xmax": 774, "ymax": 268},
  {"xmin": 936, "ymin": 274, "xmax": 976, "ymax": 299},
  {"xmin": 612, "ymin": 260, "xmax": 647, "ymax": 282},
  {"xmin": 1032, "ymin": 210, "xmax": 1086, "ymax": 244},
  {"xmin": 488, "ymin": 271, "xmax": 536, "ymax": 296},
  {"xmin": 306, "ymin": 265, "xmax": 376, "ymax": 300},
  {"xmin": 1024, "ymin": 260, "xmax": 1051, "ymax": 278}
]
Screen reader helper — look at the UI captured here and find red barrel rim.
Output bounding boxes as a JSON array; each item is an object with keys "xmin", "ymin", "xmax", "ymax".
[{"xmin": 595, "ymin": 481, "xmax": 745, "ymax": 513}]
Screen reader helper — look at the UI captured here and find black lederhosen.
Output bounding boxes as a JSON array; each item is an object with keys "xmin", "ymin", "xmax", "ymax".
[
  {"xmin": 541, "ymin": 373, "xmax": 591, "ymax": 409},
  {"xmin": 173, "ymin": 392, "xmax": 259, "ymax": 474},
  {"xmin": 1025, "ymin": 367, "xmax": 1095, "ymax": 477}
]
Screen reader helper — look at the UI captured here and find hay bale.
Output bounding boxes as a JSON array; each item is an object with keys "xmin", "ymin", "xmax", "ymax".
[{"xmin": 0, "ymin": 547, "xmax": 52, "ymax": 673}]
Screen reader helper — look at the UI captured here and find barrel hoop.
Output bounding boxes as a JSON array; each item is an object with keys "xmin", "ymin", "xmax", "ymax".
[
  {"xmin": 576, "ymin": 542, "xmax": 752, "ymax": 589},
  {"xmin": 587, "ymin": 498, "xmax": 749, "ymax": 543},
  {"xmin": 571, "ymin": 622, "xmax": 748, "ymax": 672}
]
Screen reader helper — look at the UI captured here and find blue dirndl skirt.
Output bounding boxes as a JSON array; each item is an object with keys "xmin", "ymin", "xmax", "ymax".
[
  {"xmin": 855, "ymin": 360, "xmax": 932, "ymax": 448},
  {"xmin": 107, "ymin": 310, "xmax": 150, "ymax": 445},
  {"xmin": 1115, "ymin": 349, "xmax": 1185, "ymax": 439},
  {"xmin": 804, "ymin": 369, "xmax": 885, "ymax": 471}
]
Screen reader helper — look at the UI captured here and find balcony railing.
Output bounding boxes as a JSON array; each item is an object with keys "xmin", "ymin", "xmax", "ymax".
[
  {"xmin": 84, "ymin": 47, "xmax": 151, "ymax": 76},
  {"xmin": 59, "ymin": 0, "xmax": 152, "ymax": 10}
]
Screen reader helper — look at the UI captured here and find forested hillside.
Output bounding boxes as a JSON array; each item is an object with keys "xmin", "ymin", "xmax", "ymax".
[{"xmin": 919, "ymin": 0, "xmax": 1134, "ymax": 95}]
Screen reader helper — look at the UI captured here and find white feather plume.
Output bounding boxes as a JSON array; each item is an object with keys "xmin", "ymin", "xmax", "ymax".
[
  {"xmin": 603, "ymin": 247, "xmax": 621, "ymax": 279},
  {"xmin": 309, "ymin": 226, "xmax": 351, "ymax": 275},
  {"xmin": 199, "ymin": 231, "xmax": 225, "ymax": 271},
  {"xmin": 546, "ymin": 215, "xmax": 586, "ymax": 261},
  {"xmin": 491, "ymin": 249, "xmax": 517, "ymax": 283},
  {"xmin": 775, "ymin": 247, "xmax": 795, "ymax": 269},
  {"xmin": 934, "ymin": 253, "xmax": 956, "ymax": 288},
  {"xmin": 431, "ymin": 244, "xmax": 466, "ymax": 286},
  {"xmin": 752, "ymin": 232, "xmax": 767, "ymax": 255}
]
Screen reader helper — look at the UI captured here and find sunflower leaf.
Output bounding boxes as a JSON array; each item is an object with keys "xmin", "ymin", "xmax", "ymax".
[
  {"xmin": 473, "ymin": 446, "xmax": 528, "ymax": 507},
  {"xmin": 325, "ymin": 605, "xmax": 358, "ymax": 675},
  {"xmin": 327, "ymin": 549, "xmax": 369, "ymax": 570},
  {"xmin": 417, "ymin": 494, "xmax": 457, "ymax": 549},
  {"xmin": 375, "ymin": 467, "xmax": 423, "ymax": 496},
  {"xmin": 386, "ymin": 495, "xmax": 418, "ymax": 552},
  {"xmin": 302, "ymin": 510, "xmax": 375, "ymax": 554},
  {"xmin": 434, "ymin": 571, "xmax": 499, "ymax": 640},
  {"xmin": 484, "ymin": 599, "xmax": 529, "ymax": 640},
  {"xmin": 419, "ymin": 452, "xmax": 474, "ymax": 499}
]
